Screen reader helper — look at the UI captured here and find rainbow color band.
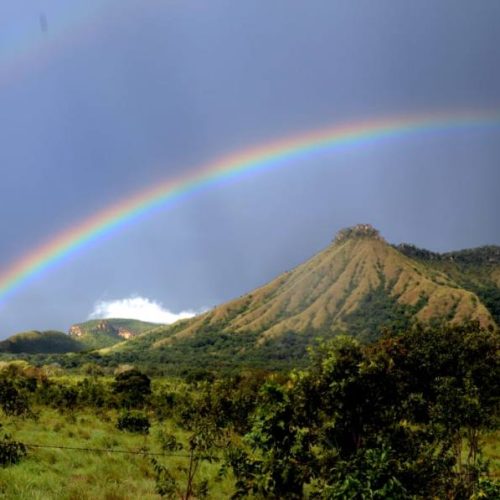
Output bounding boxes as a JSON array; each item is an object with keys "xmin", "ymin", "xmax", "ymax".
[{"xmin": 1, "ymin": 110, "xmax": 499, "ymax": 304}]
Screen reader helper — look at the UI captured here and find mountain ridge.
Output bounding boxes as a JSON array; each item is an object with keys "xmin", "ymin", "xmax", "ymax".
[
  {"xmin": 152, "ymin": 225, "xmax": 494, "ymax": 345},
  {"xmin": 100, "ymin": 225, "xmax": 498, "ymax": 371},
  {"xmin": 2, "ymin": 225, "xmax": 498, "ymax": 364}
]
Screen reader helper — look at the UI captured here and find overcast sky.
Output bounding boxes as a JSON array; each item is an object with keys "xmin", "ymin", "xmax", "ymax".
[{"xmin": 1, "ymin": 0, "xmax": 500, "ymax": 336}]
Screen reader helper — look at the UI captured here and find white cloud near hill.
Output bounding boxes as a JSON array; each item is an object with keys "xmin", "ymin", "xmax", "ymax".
[{"xmin": 88, "ymin": 296, "xmax": 198, "ymax": 324}]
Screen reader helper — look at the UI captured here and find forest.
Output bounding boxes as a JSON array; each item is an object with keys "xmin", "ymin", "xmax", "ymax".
[{"xmin": 0, "ymin": 321, "xmax": 498, "ymax": 499}]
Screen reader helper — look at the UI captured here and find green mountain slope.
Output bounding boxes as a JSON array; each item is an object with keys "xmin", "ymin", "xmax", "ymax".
[
  {"xmin": 0, "ymin": 330, "xmax": 85, "ymax": 354},
  {"xmin": 102, "ymin": 225, "xmax": 497, "ymax": 371},
  {"xmin": 69, "ymin": 318, "xmax": 160, "ymax": 349},
  {"xmin": 396, "ymin": 244, "xmax": 500, "ymax": 324}
]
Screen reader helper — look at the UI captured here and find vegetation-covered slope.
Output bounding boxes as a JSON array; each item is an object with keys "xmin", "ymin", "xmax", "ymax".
[
  {"xmin": 101, "ymin": 225, "xmax": 496, "ymax": 371},
  {"xmin": 7, "ymin": 226, "xmax": 495, "ymax": 370},
  {"xmin": 68, "ymin": 319, "xmax": 160, "ymax": 349},
  {"xmin": 0, "ymin": 330, "xmax": 85, "ymax": 354},
  {"xmin": 396, "ymin": 243, "xmax": 500, "ymax": 325}
]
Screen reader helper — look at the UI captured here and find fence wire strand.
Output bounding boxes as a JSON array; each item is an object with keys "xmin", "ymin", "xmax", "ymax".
[
  {"xmin": 23, "ymin": 442, "xmax": 191, "ymax": 458},
  {"xmin": 19, "ymin": 442, "xmax": 500, "ymax": 477}
]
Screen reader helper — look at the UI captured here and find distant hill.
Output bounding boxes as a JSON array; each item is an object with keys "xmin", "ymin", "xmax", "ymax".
[
  {"xmin": 0, "ymin": 319, "xmax": 163, "ymax": 355},
  {"xmin": 102, "ymin": 225, "xmax": 498, "ymax": 371},
  {"xmin": 0, "ymin": 330, "xmax": 85, "ymax": 354},
  {"xmin": 68, "ymin": 318, "xmax": 160, "ymax": 349}
]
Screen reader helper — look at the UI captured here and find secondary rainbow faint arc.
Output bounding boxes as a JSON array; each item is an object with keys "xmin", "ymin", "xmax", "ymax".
[
  {"xmin": 1, "ymin": 110, "xmax": 499, "ymax": 304},
  {"xmin": 1, "ymin": 1, "xmax": 117, "ymax": 88}
]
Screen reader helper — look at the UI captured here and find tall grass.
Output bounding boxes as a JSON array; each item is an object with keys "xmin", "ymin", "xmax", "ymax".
[{"xmin": 0, "ymin": 408, "xmax": 235, "ymax": 499}]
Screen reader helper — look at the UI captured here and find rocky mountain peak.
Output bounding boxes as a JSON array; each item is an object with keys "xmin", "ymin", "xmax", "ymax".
[{"xmin": 333, "ymin": 224, "xmax": 384, "ymax": 244}]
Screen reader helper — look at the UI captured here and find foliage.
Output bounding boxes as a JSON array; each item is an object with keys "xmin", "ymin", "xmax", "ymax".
[
  {"xmin": 342, "ymin": 275, "xmax": 427, "ymax": 342},
  {"xmin": 116, "ymin": 410, "xmax": 151, "ymax": 434},
  {"xmin": 152, "ymin": 422, "xmax": 222, "ymax": 499},
  {"xmin": 0, "ymin": 428, "xmax": 27, "ymax": 466},
  {"xmin": 76, "ymin": 377, "xmax": 108, "ymax": 407},
  {"xmin": 469, "ymin": 284, "xmax": 500, "ymax": 325},
  {"xmin": 473, "ymin": 477, "xmax": 500, "ymax": 499},
  {"xmin": 0, "ymin": 378, "xmax": 32, "ymax": 417},
  {"xmin": 112, "ymin": 368, "xmax": 151, "ymax": 407},
  {"xmin": 226, "ymin": 323, "xmax": 499, "ymax": 498},
  {"xmin": 0, "ymin": 321, "xmax": 497, "ymax": 497},
  {"xmin": 226, "ymin": 381, "xmax": 313, "ymax": 499},
  {"xmin": 157, "ymin": 430, "xmax": 183, "ymax": 453}
]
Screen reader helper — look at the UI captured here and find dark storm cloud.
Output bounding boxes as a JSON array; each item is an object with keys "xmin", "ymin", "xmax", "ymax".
[{"xmin": 1, "ymin": 0, "xmax": 500, "ymax": 335}]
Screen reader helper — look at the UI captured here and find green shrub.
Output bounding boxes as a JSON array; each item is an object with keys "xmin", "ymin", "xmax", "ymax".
[
  {"xmin": 112, "ymin": 369, "xmax": 151, "ymax": 408},
  {"xmin": 0, "ymin": 379, "xmax": 31, "ymax": 416},
  {"xmin": 0, "ymin": 431, "xmax": 27, "ymax": 466},
  {"xmin": 116, "ymin": 410, "xmax": 150, "ymax": 434}
]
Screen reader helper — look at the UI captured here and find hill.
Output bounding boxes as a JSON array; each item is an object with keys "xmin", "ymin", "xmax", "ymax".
[
  {"xmin": 0, "ymin": 330, "xmax": 85, "ymax": 354},
  {"xmin": 68, "ymin": 318, "xmax": 160, "ymax": 349},
  {"xmin": 101, "ymin": 225, "xmax": 498, "ymax": 372},
  {"xmin": 396, "ymin": 243, "xmax": 500, "ymax": 325}
]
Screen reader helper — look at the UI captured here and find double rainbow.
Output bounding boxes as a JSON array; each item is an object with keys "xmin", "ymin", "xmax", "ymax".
[{"xmin": 1, "ymin": 110, "xmax": 499, "ymax": 304}]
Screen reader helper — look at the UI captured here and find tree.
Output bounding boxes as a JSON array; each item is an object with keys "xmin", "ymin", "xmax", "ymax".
[
  {"xmin": 227, "ymin": 325, "xmax": 499, "ymax": 498},
  {"xmin": 112, "ymin": 368, "xmax": 151, "ymax": 408},
  {"xmin": 226, "ymin": 381, "xmax": 314, "ymax": 499},
  {"xmin": 152, "ymin": 422, "xmax": 222, "ymax": 499}
]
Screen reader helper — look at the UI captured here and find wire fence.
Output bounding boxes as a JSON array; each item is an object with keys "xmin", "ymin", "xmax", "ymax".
[
  {"xmin": 23, "ymin": 442, "xmax": 192, "ymax": 458},
  {"xmin": 18, "ymin": 441, "xmax": 500, "ymax": 477}
]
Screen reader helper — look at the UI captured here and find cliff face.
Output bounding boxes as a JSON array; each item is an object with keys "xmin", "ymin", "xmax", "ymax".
[
  {"xmin": 117, "ymin": 328, "xmax": 135, "ymax": 340},
  {"xmin": 68, "ymin": 319, "xmax": 158, "ymax": 349},
  {"xmin": 68, "ymin": 325, "xmax": 84, "ymax": 337}
]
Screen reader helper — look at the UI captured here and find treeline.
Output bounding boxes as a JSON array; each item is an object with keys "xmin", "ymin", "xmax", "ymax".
[
  {"xmin": 0, "ymin": 322, "xmax": 498, "ymax": 498},
  {"xmin": 16, "ymin": 328, "xmax": 313, "ymax": 377}
]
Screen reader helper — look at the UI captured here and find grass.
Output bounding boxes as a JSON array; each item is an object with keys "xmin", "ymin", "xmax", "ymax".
[
  {"xmin": 0, "ymin": 408, "xmax": 235, "ymax": 499},
  {"xmin": 2, "ymin": 408, "xmax": 497, "ymax": 498},
  {"xmin": 483, "ymin": 431, "xmax": 500, "ymax": 476}
]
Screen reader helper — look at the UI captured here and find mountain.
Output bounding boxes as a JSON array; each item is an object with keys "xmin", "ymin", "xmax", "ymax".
[
  {"xmin": 68, "ymin": 318, "xmax": 160, "ymax": 349},
  {"xmin": 0, "ymin": 330, "xmax": 85, "ymax": 354},
  {"xmin": 395, "ymin": 243, "xmax": 500, "ymax": 325},
  {"xmin": 102, "ymin": 225, "xmax": 498, "ymax": 372}
]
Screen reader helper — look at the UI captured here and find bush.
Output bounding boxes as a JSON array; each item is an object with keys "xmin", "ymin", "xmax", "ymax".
[
  {"xmin": 112, "ymin": 369, "xmax": 151, "ymax": 408},
  {"xmin": 0, "ymin": 379, "xmax": 31, "ymax": 416},
  {"xmin": 116, "ymin": 410, "xmax": 150, "ymax": 434},
  {"xmin": 226, "ymin": 325, "xmax": 500, "ymax": 499},
  {"xmin": 0, "ymin": 431, "xmax": 27, "ymax": 466}
]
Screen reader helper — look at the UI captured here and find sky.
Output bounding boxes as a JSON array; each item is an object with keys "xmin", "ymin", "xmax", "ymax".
[{"xmin": 1, "ymin": 0, "xmax": 500, "ymax": 336}]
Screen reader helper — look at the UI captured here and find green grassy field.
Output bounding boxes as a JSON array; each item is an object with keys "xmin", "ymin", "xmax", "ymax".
[
  {"xmin": 1, "ymin": 407, "xmax": 498, "ymax": 499},
  {"xmin": 0, "ymin": 408, "xmax": 235, "ymax": 499}
]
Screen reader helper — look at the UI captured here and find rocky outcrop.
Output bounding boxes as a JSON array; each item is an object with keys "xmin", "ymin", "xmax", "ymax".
[
  {"xmin": 117, "ymin": 328, "xmax": 135, "ymax": 340},
  {"xmin": 334, "ymin": 224, "xmax": 384, "ymax": 244},
  {"xmin": 67, "ymin": 318, "xmax": 156, "ymax": 348},
  {"xmin": 68, "ymin": 325, "xmax": 84, "ymax": 337}
]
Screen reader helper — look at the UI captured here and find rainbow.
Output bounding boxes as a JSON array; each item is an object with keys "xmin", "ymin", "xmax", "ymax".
[{"xmin": 1, "ymin": 110, "xmax": 499, "ymax": 304}]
